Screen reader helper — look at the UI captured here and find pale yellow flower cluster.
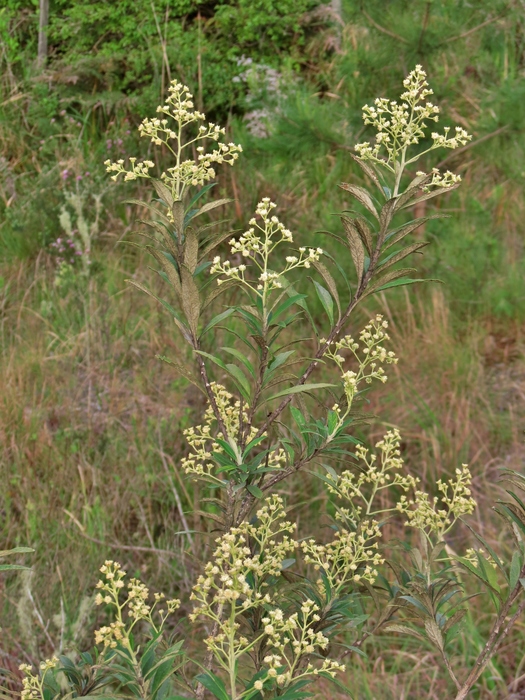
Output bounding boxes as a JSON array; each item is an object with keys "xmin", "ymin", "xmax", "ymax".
[
  {"xmin": 93, "ymin": 560, "xmax": 180, "ymax": 648},
  {"xmin": 210, "ymin": 198, "xmax": 323, "ymax": 298},
  {"xmin": 330, "ymin": 429, "xmax": 418, "ymax": 523},
  {"xmin": 301, "ymin": 522, "xmax": 383, "ymax": 591},
  {"xmin": 354, "ymin": 65, "xmax": 471, "ymax": 193},
  {"xmin": 190, "ymin": 495, "xmax": 296, "ymax": 621},
  {"xmin": 398, "ymin": 465, "xmax": 476, "ymax": 538},
  {"xmin": 182, "ymin": 382, "xmax": 286, "ymax": 481},
  {"xmin": 261, "ymin": 599, "xmax": 345, "ymax": 685},
  {"xmin": 105, "ymin": 81, "xmax": 242, "ymax": 200},
  {"xmin": 19, "ymin": 658, "xmax": 58, "ymax": 700},
  {"xmin": 324, "ymin": 315, "xmax": 398, "ymax": 416},
  {"xmin": 190, "ymin": 495, "xmax": 345, "ymax": 690}
]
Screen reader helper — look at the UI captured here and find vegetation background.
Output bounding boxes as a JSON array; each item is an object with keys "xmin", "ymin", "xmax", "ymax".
[{"xmin": 1, "ymin": 0, "xmax": 525, "ymax": 697}]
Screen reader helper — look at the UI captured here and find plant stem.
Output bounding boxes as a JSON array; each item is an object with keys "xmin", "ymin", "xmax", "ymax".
[{"xmin": 454, "ymin": 566, "xmax": 525, "ymax": 699}]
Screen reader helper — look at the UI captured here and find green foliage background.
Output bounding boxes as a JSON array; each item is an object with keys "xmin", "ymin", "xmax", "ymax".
[{"xmin": 1, "ymin": 1, "xmax": 525, "ymax": 695}]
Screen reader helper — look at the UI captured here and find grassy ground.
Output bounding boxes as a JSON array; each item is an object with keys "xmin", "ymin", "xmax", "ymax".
[
  {"xmin": 1, "ymin": 2, "xmax": 525, "ymax": 697},
  {"xmin": 2, "ymin": 239, "xmax": 525, "ymax": 696}
]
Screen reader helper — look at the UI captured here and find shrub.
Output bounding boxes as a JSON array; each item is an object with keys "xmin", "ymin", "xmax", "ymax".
[{"xmin": 11, "ymin": 67, "xmax": 525, "ymax": 700}]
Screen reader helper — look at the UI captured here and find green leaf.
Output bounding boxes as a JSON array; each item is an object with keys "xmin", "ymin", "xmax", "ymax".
[
  {"xmin": 341, "ymin": 217, "xmax": 365, "ymax": 287},
  {"xmin": 144, "ymin": 245, "xmax": 182, "ymax": 298},
  {"xmin": 186, "ymin": 183, "xmax": 216, "ymax": 213},
  {"xmin": 363, "ymin": 267, "xmax": 415, "ymax": 298},
  {"xmin": 509, "ymin": 551, "xmax": 522, "ymax": 591},
  {"xmin": 270, "ymin": 293, "xmax": 307, "ymax": 320},
  {"xmin": 0, "ymin": 547, "xmax": 34, "ymax": 557},
  {"xmin": 196, "ymin": 350, "xmax": 228, "ymax": 371},
  {"xmin": 267, "ymin": 350, "xmax": 295, "ymax": 374},
  {"xmin": 312, "ymin": 260, "xmax": 341, "ymax": 319},
  {"xmin": 199, "ymin": 228, "xmax": 236, "ymax": 261},
  {"xmin": 152, "ymin": 179, "xmax": 175, "ymax": 209},
  {"xmin": 222, "ymin": 347, "xmax": 255, "ymax": 378},
  {"xmin": 193, "ymin": 198, "xmax": 232, "ymax": 218},
  {"xmin": 378, "ymin": 242, "xmax": 428, "ymax": 271},
  {"xmin": 126, "ymin": 280, "xmax": 190, "ymax": 339},
  {"xmin": 200, "ymin": 308, "xmax": 235, "ymax": 338},
  {"xmin": 195, "ymin": 672, "xmax": 230, "ymax": 700},
  {"xmin": 339, "ymin": 183, "xmax": 379, "ymax": 219},
  {"xmin": 349, "ymin": 153, "xmax": 384, "ymax": 194},
  {"xmin": 184, "ymin": 228, "xmax": 199, "ymax": 273},
  {"xmin": 384, "ymin": 624, "xmax": 425, "ymax": 641},
  {"xmin": 225, "ymin": 364, "xmax": 251, "ymax": 402},
  {"xmin": 319, "ymin": 671, "xmax": 355, "ymax": 697},
  {"xmin": 246, "ymin": 484, "xmax": 264, "ymax": 499},
  {"xmin": 290, "ymin": 405, "xmax": 307, "ymax": 431},
  {"xmin": 179, "ymin": 263, "xmax": 201, "ymax": 336},
  {"xmin": 400, "ymin": 182, "xmax": 461, "ymax": 209},
  {"xmin": 266, "ymin": 383, "xmax": 336, "ymax": 402},
  {"xmin": 312, "ymin": 280, "xmax": 334, "ymax": 326}
]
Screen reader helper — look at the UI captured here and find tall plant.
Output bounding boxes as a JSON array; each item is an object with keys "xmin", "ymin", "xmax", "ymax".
[{"xmin": 17, "ymin": 68, "xmax": 525, "ymax": 700}]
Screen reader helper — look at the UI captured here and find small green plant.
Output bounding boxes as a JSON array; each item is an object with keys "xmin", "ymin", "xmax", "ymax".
[{"xmin": 16, "ymin": 68, "xmax": 525, "ymax": 700}]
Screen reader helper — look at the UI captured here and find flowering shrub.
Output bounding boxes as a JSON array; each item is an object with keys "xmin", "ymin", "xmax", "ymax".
[{"xmin": 16, "ymin": 68, "xmax": 525, "ymax": 700}]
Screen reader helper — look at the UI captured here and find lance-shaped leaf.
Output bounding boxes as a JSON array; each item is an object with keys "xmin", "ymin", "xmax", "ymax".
[
  {"xmin": 383, "ymin": 216, "xmax": 444, "ymax": 250},
  {"xmin": 378, "ymin": 242, "xmax": 428, "ymax": 272},
  {"xmin": 383, "ymin": 624, "xmax": 426, "ymax": 641},
  {"xmin": 140, "ymin": 218, "xmax": 179, "ymax": 258},
  {"xmin": 222, "ymin": 346, "xmax": 256, "ymax": 378},
  {"xmin": 156, "ymin": 355, "xmax": 206, "ymax": 394},
  {"xmin": 349, "ymin": 153, "xmax": 384, "ymax": 194},
  {"xmin": 193, "ymin": 198, "xmax": 232, "ymax": 219},
  {"xmin": 172, "ymin": 200, "xmax": 185, "ymax": 241},
  {"xmin": 195, "ymin": 672, "xmax": 230, "ymax": 700},
  {"xmin": 183, "ymin": 228, "xmax": 199, "ymax": 273},
  {"xmin": 265, "ymin": 382, "xmax": 336, "ymax": 403},
  {"xmin": 202, "ymin": 278, "xmax": 237, "ymax": 309},
  {"xmin": 353, "ymin": 216, "xmax": 374, "ymax": 255},
  {"xmin": 179, "ymin": 264, "xmax": 201, "ymax": 337},
  {"xmin": 312, "ymin": 280, "xmax": 334, "ymax": 326},
  {"xmin": 362, "ymin": 268, "xmax": 418, "ymax": 297},
  {"xmin": 152, "ymin": 179, "xmax": 175, "ymax": 209},
  {"xmin": 200, "ymin": 308, "xmax": 235, "ymax": 338},
  {"xmin": 147, "ymin": 248, "xmax": 182, "ymax": 299},
  {"xmin": 340, "ymin": 182, "xmax": 379, "ymax": 219},
  {"xmin": 125, "ymin": 199, "xmax": 172, "ymax": 226},
  {"xmin": 391, "ymin": 171, "xmax": 433, "ymax": 211},
  {"xmin": 400, "ymin": 182, "xmax": 461, "ymax": 210},
  {"xmin": 199, "ymin": 228, "xmax": 236, "ymax": 262},
  {"xmin": 312, "ymin": 259, "xmax": 341, "ymax": 319},
  {"xmin": 341, "ymin": 217, "xmax": 365, "ymax": 287},
  {"xmin": 378, "ymin": 198, "xmax": 398, "ymax": 240},
  {"xmin": 127, "ymin": 279, "xmax": 187, "ymax": 326}
]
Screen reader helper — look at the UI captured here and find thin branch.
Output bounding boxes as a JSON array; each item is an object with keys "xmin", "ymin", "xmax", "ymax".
[
  {"xmin": 194, "ymin": 341, "xmax": 229, "ymax": 438},
  {"xmin": 454, "ymin": 564, "xmax": 525, "ymax": 700},
  {"xmin": 362, "ymin": 10, "xmax": 408, "ymax": 43},
  {"xmin": 440, "ymin": 15, "xmax": 505, "ymax": 45},
  {"xmin": 64, "ymin": 516, "xmax": 177, "ymax": 557}
]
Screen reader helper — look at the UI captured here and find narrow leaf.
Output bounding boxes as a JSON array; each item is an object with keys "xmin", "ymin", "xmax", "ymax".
[
  {"xmin": 339, "ymin": 183, "xmax": 379, "ymax": 219},
  {"xmin": 151, "ymin": 179, "xmax": 174, "ymax": 208},
  {"xmin": 341, "ymin": 217, "xmax": 364, "ymax": 287},
  {"xmin": 246, "ymin": 484, "xmax": 264, "ymax": 499},
  {"xmin": 312, "ymin": 280, "xmax": 334, "ymax": 326},
  {"xmin": 200, "ymin": 308, "xmax": 235, "ymax": 338},
  {"xmin": 312, "ymin": 260, "xmax": 341, "ymax": 319},
  {"xmin": 222, "ymin": 347, "xmax": 255, "ymax": 378},
  {"xmin": 266, "ymin": 383, "xmax": 336, "ymax": 402},
  {"xmin": 225, "ymin": 364, "xmax": 251, "ymax": 402}
]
